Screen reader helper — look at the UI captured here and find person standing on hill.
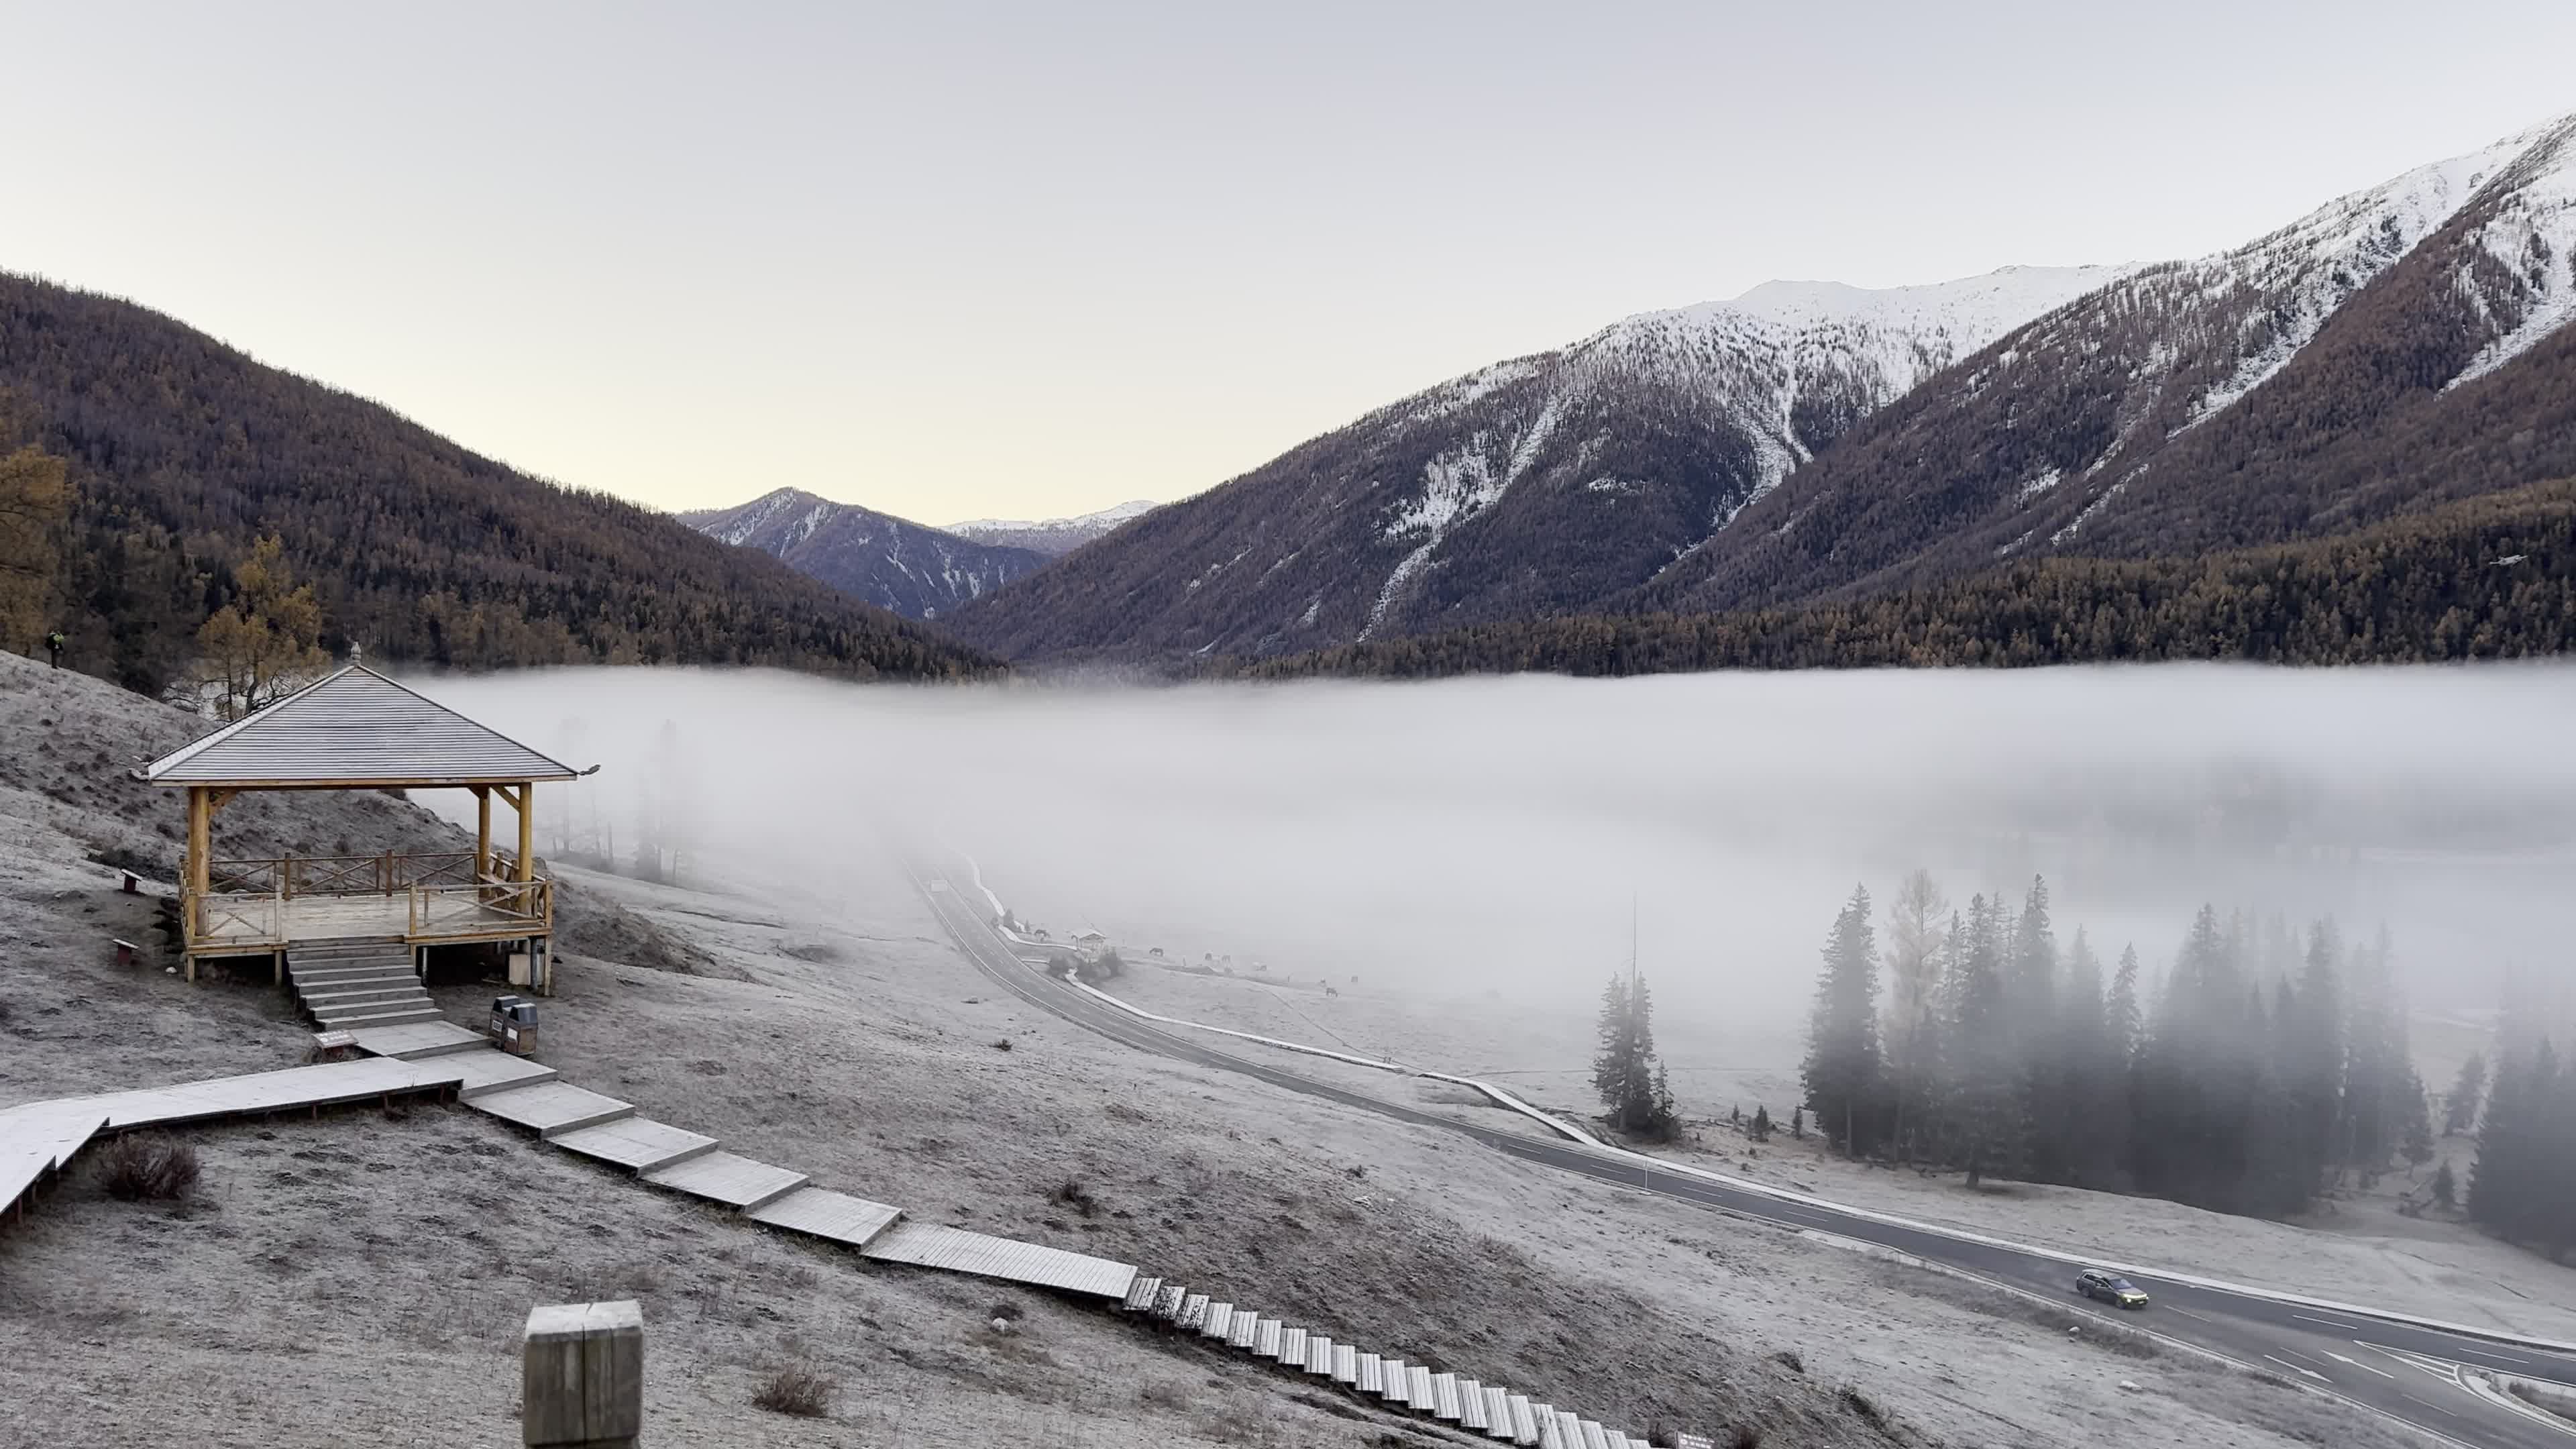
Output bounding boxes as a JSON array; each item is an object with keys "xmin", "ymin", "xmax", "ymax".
[{"xmin": 44, "ymin": 630, "xmax": 64, "ymax": 668}]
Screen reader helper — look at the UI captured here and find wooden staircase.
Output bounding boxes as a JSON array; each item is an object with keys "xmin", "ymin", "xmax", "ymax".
[
  {"xmin": 284, "ymin": 938, "xmax": 441, "ymax": 1031},
  {"xmin": 1119, "ymin": 1275, "xmax": 1700, "ymax": 1449}
]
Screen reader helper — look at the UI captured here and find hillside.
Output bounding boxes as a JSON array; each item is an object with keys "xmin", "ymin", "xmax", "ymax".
[
  {"xmin": 0, "ymin": 273, "xmax": 997, "ymax": 688},
  {"xmin": 945, "ymin": 267, "xmax": 2124, "ymax": 661},
  {"xmin": 1244, "ymin": 476, "xmax": 2576, "ymax": 678},
  {"xmin": 0, "ymin": 652, "xmax": 2435, "ymax": 1449},
  {"xmin": 1642, "ymin": 112, "xmax": 2576, "ymax": 615},
  {"xmin": 680, "ymin": 488, "xmax": 1046, "ymax": 619},
  {"xmin": 945, "ymin": 499, "xmax": 1159, "ymax": 557}
]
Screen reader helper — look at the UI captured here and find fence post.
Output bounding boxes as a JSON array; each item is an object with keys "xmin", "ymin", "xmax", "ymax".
[{"xmin": 523, "ymin": 1300, "xmax": 642, "ymax": 1448}]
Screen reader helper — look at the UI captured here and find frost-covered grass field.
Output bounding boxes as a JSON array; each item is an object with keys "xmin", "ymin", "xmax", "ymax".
[{"xmin": 5, "ymin": 653, "xmax": 2544, "ymax": 1447}]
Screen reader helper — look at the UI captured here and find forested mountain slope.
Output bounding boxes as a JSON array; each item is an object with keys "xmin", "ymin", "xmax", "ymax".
[
  {"xmin": 1246, "ymin": 476, "xmax": 2576, "ymax": 678},
  {"xmin": 945, "ymin": 267, "xmax": 2125, "ymax": 661},
  {"xmin": 0, "ymin": 274, "xmax": 996, "ymax": 686},
  {"xmin": 680, "ymin": 488, "xmax": 1046, "ymax": 619}
]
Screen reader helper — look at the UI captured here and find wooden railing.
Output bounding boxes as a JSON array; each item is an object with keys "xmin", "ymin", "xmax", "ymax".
[
  {"xmin": 184, "ymin": 851, "xmax": 551, "ymax": 953},
  {"xmin": 207, "ymin": 852, "xmax": 487, "ymax": 898},
  {"xmin": 408, "ymin": 879, "xmax": 552, "ymax": 938},
  {"xmin": 194, "ymin": 892, "xmax": 282, "ymax": 948}
]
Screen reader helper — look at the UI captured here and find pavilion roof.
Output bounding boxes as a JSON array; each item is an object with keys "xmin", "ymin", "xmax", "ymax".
[{"xmin": 142, "ymin": 665, "xmax": 582, "ymax": 788}]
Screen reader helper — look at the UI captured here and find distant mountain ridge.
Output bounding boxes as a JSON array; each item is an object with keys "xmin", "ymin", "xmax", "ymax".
[
  {"xmin": 945, "ymin": 500, "xmax": 1159, "ymax": 557},
  {"xmin": 945, "ymin": 266, "xmax": 2125, "ymax": 661},
  {"xmin": 949, "ymin": 111, "xmax": 2576, "ymax": 666},
  {"xmin": 680, "ymin": 488, "xmax": 1047, "ymax": 619}
]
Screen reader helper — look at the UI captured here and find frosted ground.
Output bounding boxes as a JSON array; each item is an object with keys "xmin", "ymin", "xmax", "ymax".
[{"xmin": 0, "ymin": 651, "xmax": 2453, "ymax": 1448}]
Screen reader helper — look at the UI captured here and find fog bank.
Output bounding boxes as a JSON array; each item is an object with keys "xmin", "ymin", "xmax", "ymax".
[{"xmin": 415, "ymin": 664, "xmax": 2576, "ymax": 1037}]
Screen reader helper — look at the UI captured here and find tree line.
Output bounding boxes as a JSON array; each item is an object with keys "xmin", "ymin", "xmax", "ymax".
[
  {"xmin": 1241, "ymin": 475, "xmax": 2576, "ymax": 680},
  {"xmin": 1801, "ymin": 873, "xmax": 2431, "ymax": 1218}
]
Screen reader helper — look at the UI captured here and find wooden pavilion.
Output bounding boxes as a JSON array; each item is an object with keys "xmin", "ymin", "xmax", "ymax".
[{"xmin": 141, "ymin": 665, "xmax": 590, "ymax": 993}]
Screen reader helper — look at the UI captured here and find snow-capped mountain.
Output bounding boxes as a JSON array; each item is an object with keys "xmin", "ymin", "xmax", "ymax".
[
  {"xmin": 953, "ymin": 111, "xmax": 2576, "ymax": 663},
  {"xmin": 946, "ymin": 266, "xmax": 2122, "ymax": 660},
  {"xmin": 944, "ymin": 500, "xmax": 1159, "ymax": 557},
  {"xmin": 680, "ymin": 489, "xmax": 1048, "ymax": 620},
  {"xmin": 1644, "ymin": 111, "xmax": 2576, "ymax": 614}
]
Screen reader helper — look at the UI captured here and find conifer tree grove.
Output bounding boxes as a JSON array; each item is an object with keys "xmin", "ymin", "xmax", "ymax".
[{"xmin": 1792, "ymin": 873, "xmax": 2463, "ymax": 1226}]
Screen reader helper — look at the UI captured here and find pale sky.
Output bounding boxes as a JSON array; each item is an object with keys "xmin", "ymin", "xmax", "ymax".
[{"xmin": 7, "ymin": 3, "xmax": 2573, "ymax": 525}]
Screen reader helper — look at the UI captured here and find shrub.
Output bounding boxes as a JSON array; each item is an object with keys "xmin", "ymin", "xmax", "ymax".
[
  {"xmin": 1731, "ymin": 1427, "xmax": 1764, "ymax": 1449},
  {"xmin": 1050, "ymin": 1179, "xmax": 1099, "ymax": 1217},
  {"xmin": 751, "ymin": 1364, "xmax": 836, "ymax": 1417},
  {"xmin": 97, "ymin": 1133, "xmax": 199, "ymax": 1201},
  {"xmin": 991, "ymin": 1037, "xmax": 1014, "ymax": 1052},
  {"xmin": 1837, "ymin": 1386, "xmax": 1890, "ymax": 1433}
]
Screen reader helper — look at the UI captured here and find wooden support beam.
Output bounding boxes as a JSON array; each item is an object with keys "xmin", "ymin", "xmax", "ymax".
[
  {"xmin": 185, "ymin": 787, "xmax": 210, "ymax": 984},
  {"xmin": 515, "ymin": 782, "xmax": 535, "ymax": 884},
  {"xmin": 474, "ymin": 786, "xmax": 492, "ymax": 882}
]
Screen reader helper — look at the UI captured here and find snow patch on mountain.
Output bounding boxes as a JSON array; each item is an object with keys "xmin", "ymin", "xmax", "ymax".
[
  {"xmin": 945, "ymin": 500, "xmax": 1158, "ymax": 556},
  {"xmin": 2452, "ymin": 119, "xmax": 2576, "ymax": 386},
  {"xmin": 2176, "ymin": 120, "xmax": 2555, "ymax": 431}
]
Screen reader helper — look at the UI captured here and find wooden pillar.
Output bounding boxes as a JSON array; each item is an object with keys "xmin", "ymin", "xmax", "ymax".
[
  {"xmin": 184, "ymin": 787, "xmax": 210, "ymax": 983},
  {"xmin": 523, "ymin": 1300, "xmax": 642, "ymax": 1449},
  {"xmin": 474, "ymin": 786, "xmax": 492, "ymax": 881},
  {"xmin": 515, "ymin": 782, "xmax": 535, "ymax": 883}
]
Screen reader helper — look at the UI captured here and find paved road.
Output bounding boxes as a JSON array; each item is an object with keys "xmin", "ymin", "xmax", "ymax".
[{"xmin": 914, "ymin": 867, "xmax": 2576, "ymax": 1448}]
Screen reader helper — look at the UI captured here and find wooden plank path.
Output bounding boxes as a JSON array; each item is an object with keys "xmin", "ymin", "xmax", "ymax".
[
  {"xmin": 1117, "ymin": 1267, "xmax": 1664, "ymax": 1448},
  {"xmin": 861, "ymin": 1221, "xmax": 1135, "ymax": 1297},
  {"xmin": 642, "ymin": 1150, "xmax": 807, "ymax": 1210},
  {"xmin": 2, "ymin": 1056, "xmax": 468, "ymax": 1224},
  {"xmin": 746, "ymin": 1186, "xmax": 904, "ymax": 1246}
]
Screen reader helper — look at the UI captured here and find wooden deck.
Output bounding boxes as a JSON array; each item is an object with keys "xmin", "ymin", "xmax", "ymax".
[{"xmin": 191, "ymin": 891, "xmax": 546, "ymax": 954}]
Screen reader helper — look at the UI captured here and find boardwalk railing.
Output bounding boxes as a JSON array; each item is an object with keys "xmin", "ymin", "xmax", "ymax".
[
  {"xmin": 195, "ymin": 892, "xmax": 282, "ymax": 947},
  {"xmin": 209, "ymin": 851, "xmax": 484, "ymax": 899},
  {"xmin": 409, "ymin": 879, "xmax": 552, "ymax": 938}
]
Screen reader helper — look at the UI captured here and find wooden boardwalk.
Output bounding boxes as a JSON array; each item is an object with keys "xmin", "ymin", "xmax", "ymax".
[
  {"xmin": 859, "ymin": 1221, "xmax": 1134, "ymax": 1296},
  {"xmin": 1118, "ymin": 1269, "xmax": 1679, "ymax": 1448},
  {"xmin": 2, "ymin": 1056, "xmax": 468, "ymax": 1223}
]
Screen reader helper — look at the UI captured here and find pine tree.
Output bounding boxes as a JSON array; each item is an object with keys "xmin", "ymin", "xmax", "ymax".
[
  {"xmin": 2010, "ymin": 877, "xmax": 2071, "ymax": 1181},
  {"xmin": 2445, "ymin": 1053, "xmax": 2487, "ymax": 1135},
  {"xmin": 2402, "ymin": 1082, "xmax": 2436, "ymax": 1175},
  {"xmin": 1946, "ymin": 894, "xmax": 2023, "ymax": 1188},
  {"xmin": 2283, "ymin": 923, "xmax": 2346, "ymax": 1201},
  {"xmin": 1802, "ymin": 885, "xmax": 1884, "ymax": 1156},
  {"xmin": 2058, "ymin": 928, "xmax": 2118, "ymax": 1186},
  {"xmin": 2431, "ymin": 1158, "xmax": 2456, "ymax": 1210},
  {"xmin": 2106, "ymin": 945, "xmax": 2143, "ymax": 1062},
  {"xmin": 1751, "ymin": 1105, "xmax": 1772, "ymax": 1141},
  {"xmin": 1593, "ymin": 973, "xmax": 1675, "ymax": 1139},
  {"xmin": 1880, "ymin": 869, "xmax": 1949, "ymax": 1165}
]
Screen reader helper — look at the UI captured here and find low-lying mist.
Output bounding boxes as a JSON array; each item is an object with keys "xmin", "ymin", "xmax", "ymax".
[{"xmin": 417, "ymin": 664, "xmax": 2576, "ymax": 1041}]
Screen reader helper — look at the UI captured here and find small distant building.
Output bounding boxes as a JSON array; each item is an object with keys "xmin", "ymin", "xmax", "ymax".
[
  {"xmin": 140, "ymin": 665, "xmax": 589, "ymax": 991},
  {"xmin": 1070, "ymin": 929, "xmax": 1111, "ymax": 959}
]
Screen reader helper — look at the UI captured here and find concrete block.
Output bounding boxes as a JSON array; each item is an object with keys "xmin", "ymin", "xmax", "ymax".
[{"xmin": 523, "ymin": 1299, "xmax": 642, "ymax": 1448}]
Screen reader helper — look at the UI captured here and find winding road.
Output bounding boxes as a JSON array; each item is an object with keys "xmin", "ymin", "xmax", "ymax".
[{"xmin": 910, "ymin": 862, "xmax": 2576, "ymax": 1449}]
